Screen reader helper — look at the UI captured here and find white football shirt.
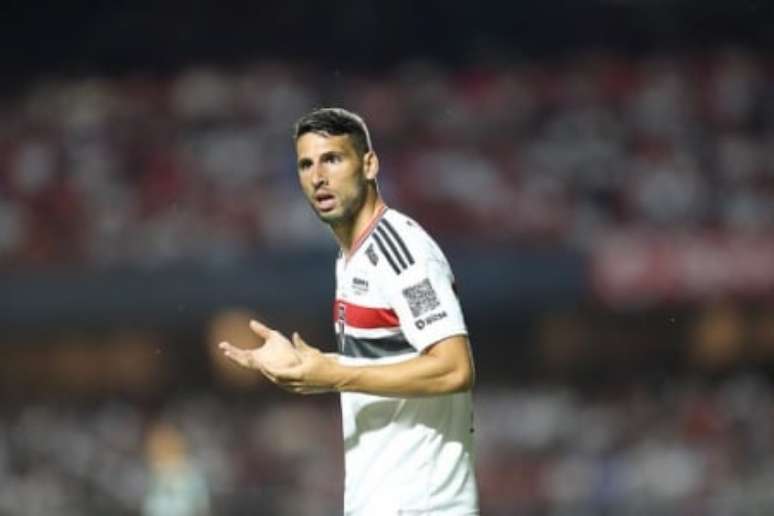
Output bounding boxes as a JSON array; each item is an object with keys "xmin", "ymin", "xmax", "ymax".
[{"xmin": 334, "ymin": 207, "xmax": 479, "ymax": 516}]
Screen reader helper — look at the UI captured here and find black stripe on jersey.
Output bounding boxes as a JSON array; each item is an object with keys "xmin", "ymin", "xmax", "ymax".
[
  {"xmin": 340, "ymin": 333, "xmax": 415, "ymax": 359},
  {"xmin": 380, "ymin": 218, "xmax": 415, "ymax": 266},
  {"xmin": 372, "ymin": 232, "xmax": 402, "ymax": 275},
  {"xmin": 376, "ymin": 225, "xmax": 408, "ymax": 270}
]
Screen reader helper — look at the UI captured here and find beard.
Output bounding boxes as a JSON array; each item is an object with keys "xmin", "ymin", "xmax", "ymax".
[{"xmin": 310, "ymin": 176, "xmax": 369, "ymax": 228}]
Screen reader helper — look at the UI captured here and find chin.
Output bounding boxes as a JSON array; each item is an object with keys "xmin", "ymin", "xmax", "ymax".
[{"xmin": 318, "ymin": 208, "xmax": 350, "ymax": 226}]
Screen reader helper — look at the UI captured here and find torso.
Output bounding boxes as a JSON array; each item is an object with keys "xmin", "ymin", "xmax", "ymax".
[{"xmin": 333, "ymin": 208, "xmax": 479, "ymax": 515}]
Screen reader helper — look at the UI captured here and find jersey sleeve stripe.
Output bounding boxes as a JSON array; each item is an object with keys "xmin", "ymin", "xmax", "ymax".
[
  {"xmin": 372, "ymin": 232, "xmax": 402, "ymax": 274},
  {"xmin": 335, "ymin": 299, "xmax": 400, "ymax": 328},
  {"xmin": 340, "ymin": 334, "xmax": 415, "ymax": 358},
  {"xmin": 376, "ymin": 225, "xmax": 408, "ymax": 270},
  {"xmin": 380, "ymin": 218, "xmax": 415, "ymax": 265}
]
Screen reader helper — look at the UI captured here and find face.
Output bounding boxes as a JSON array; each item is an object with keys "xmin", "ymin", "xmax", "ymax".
[{"xmin": 296, "ymin": 132, "xmax": 376, "ymax": 227}]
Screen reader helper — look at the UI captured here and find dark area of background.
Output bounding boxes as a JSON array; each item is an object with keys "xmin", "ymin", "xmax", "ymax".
[
  {"xmin": 1, "ymin": 2, "xmax": 774, "ymax": 515},
  {"xmin": 1, "ymin": 1, "xmax": 773, "ymax": 87}
]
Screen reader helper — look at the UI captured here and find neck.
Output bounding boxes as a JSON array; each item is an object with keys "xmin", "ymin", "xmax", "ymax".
[{"xmin": 332, "ymin": 191, "xmax": 384, "ymax": 255}]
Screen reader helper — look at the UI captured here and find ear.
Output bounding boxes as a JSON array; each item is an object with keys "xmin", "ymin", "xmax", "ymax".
[{"xmin": 362, "ymin": 151, "xmax": 379, "ymax": 181}]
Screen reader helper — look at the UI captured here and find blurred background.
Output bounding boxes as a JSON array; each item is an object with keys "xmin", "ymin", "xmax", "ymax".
[{"xmin": 1, "ymin": 1, "xmax": 774, "ymax": 514}]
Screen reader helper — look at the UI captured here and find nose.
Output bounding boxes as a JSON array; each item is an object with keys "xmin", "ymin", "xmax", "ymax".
[{"xmin": 311, "ymin": 164, "xmax": 327, "ymax": 188}]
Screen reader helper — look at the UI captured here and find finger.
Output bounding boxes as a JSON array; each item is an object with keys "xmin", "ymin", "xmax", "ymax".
[
  {"xmin": 287, "ymin": 383, "xmax": 328, "ymax": 395},
  {"xmin": 269, "ymin": 368, "xmax": 295, "ymax": 383},
  {"xmin": 258, "ymin": 368, "xmax": 278, "ymax": 383},
  {"xmin": 219, "ymin": 341, "xmax": 256, "ymax": 368},
  {"xmin": 292, "ymin": 332, "xmax": 319, "ymax": 354},
  {"xmin": 259, "ymin": 371, "xmax": 297, "ymax": 391},
  {"xmin": 291, "ymin": 332, "xmax": 310, "ymax": 351},
  {"xmin": 297, "ymin": 386, "xmax": 329, "ymax": 395},
  {"xmin": 219, "ymin": 341, "xmax": 242, "ymax": 354},
  {"xmin": 267, "ymin": 361, "xmax": 308, "ymax": 384},
  {"xmin": 225, "ymin": 352, "xmax": 250, "ymax": 368},
  {"xmin": 249, "ymin": 319, "xmax": 273, "ymax": 339},
  {"xmin": 256, "ymin": 359, "xmax": 297, "ymax": 381}
]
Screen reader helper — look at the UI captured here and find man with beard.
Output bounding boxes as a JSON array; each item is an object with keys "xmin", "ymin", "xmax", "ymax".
[{"xmin": 220, "ymin": 108, "xmax": 479, "ymax": 516}]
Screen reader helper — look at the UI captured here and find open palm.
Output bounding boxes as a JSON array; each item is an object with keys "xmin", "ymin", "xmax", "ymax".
[{"xmin": 219, "ymin": 320, "xmax": 300, "ymax": 371}]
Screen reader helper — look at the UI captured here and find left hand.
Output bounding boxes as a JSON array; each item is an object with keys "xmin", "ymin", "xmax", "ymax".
[
  {"xmin": 219, "ymin": 320, "xmax": 340, "ymax": 395},
  {"xmin": 261, "ymin": 332, "xmax": 341, "ymax": 394}
]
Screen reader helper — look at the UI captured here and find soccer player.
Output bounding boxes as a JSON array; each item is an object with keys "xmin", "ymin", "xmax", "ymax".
[{"xmin": 220, "ymin": 108, "xmax": 479, "ymax": 515}]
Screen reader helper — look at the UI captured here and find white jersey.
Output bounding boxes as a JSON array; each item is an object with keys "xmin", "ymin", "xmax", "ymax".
[{"xmin": 334, "ymin": 207, "xmax": 479, "ymax": 516}]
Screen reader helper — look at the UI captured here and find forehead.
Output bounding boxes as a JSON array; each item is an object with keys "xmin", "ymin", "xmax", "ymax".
[{"xmin": 295, "ymin": 132, "xmax": 357, "ymax": 159}]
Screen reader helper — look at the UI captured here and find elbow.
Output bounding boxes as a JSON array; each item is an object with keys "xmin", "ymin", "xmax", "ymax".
[
  {"xmin": 460, "ymin": 364, "xmax": 476, "ymax": 391},
  {"xmin": 447, "ymin": 364, "xmax": 475, "ymax": 393}
]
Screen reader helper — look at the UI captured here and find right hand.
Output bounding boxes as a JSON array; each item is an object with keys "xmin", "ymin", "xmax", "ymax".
[{"xmin": 219, "ymin": 320, "xmax": 301, "ymax": 372}]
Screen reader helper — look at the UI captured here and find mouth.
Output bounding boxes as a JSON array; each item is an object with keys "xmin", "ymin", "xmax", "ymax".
[{"xmin": 314, "ymin": 192, "xmax": 336, "ymax": 212}]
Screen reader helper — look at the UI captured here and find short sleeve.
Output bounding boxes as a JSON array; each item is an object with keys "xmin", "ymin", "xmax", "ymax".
[{"xmin": 377, "ymin": 237, "xmax": 468, "ymax": 353}]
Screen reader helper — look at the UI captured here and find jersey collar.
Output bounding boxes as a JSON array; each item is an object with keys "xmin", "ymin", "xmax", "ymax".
[{"xmin": 345, "ymin": 204, "xmax": 387, "ymax": 262}]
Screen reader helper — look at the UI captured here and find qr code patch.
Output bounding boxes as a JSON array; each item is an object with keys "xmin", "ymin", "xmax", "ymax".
[{"xmin": 402, "ymin": 279, "xmax": 440, "ymax": 317}]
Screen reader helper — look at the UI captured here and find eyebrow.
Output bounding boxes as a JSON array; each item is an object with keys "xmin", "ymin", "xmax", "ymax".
[{"xmin": 320, "ymin": 150, "xmax": 342, "ymax": 160}]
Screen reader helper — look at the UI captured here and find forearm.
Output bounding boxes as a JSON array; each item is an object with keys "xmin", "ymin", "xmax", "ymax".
[
  {"xmin": 253, "ymin": 333, "xmax": 474, "ymax": 397},
  {"xmin": 329, "ymin": 338, "xmax": 474, "ymax": 397}
]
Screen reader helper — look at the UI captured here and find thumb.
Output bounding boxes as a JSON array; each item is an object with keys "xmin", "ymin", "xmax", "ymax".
[{"xmin": 292, "ymin": 332, "xmax": 311, "ymax": 351}]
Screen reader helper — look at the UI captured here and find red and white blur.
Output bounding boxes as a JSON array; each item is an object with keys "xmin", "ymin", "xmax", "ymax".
[{"xmin": 1, "ymin": 2, "xmax": 773, "ymax": 515}]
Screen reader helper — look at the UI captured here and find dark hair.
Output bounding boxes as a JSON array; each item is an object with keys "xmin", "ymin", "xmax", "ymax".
[{"xmin": 293, "ymin": 107, "xmax": 373, "ymax": 156}]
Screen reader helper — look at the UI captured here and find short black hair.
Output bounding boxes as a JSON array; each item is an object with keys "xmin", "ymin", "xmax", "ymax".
[{"xmin": 293, "ymin": 107, "xmax": 373, "ymax": 156}]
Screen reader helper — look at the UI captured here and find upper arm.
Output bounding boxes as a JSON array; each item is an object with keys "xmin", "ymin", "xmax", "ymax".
[
  {"xmin": 373, "ymin": 219, "xmax": 469, "ymax": 354},
  {"xmin": 424, "ymin": 334, "xmax": 476, "ymax": 391}
]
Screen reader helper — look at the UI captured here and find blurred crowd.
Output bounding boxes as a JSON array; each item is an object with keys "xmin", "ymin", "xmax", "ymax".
[
  {"xmin": 1, "ymin": 49, "xmax": 773, "ymax": 268},
  {"xmin": 2, "ymin": 374, "xmax": 774, "ymax": 515}
]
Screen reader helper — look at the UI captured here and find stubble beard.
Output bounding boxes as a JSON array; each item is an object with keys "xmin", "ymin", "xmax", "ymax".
[{"xmin": 312, "ymin": 176, "xmax": 369, "ymax": 230}]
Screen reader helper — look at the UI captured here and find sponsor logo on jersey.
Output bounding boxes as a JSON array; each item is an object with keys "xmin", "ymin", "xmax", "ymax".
[
  {"xmin": 352, "ymin": 277, "xmax": 369, "ymax": 295},
  {"xmin": 415, "ymin": 311, "xmax": 447, "ymax": 330},
  {"xmin": 402, "ymin": 278, "xmax": 440, "ymax": 317}
]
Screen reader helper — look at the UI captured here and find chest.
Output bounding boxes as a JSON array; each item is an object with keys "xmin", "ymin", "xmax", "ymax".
[{"xmin": 335, "ymin": 252, "xmax": 386, "ymax": 305}]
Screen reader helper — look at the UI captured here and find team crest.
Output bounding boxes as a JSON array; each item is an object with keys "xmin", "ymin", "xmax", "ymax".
[{"xmin": 365, "ymin": 244, "xmax": 379, "ymax": 266}]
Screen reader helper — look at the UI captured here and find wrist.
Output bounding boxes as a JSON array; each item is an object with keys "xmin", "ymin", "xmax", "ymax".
[{"xmin": 330, "ymin": 361, "xmax": 358, "ymax": 393}]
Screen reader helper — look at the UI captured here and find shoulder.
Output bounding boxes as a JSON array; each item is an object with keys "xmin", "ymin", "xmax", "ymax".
[{"xmin": 368, "ymin": 208, "xmax": 447, "ymax": 277}]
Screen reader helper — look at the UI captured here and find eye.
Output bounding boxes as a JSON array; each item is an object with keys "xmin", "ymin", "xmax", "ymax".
[{"xmin": 325, "ymin": 154, "xmax": 341, "ymax": 164}]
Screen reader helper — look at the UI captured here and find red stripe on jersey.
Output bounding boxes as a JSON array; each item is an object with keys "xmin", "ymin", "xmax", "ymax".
[{"xmin": 333, "ymin": 299, "xmax": 399, "ymax": 328}]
